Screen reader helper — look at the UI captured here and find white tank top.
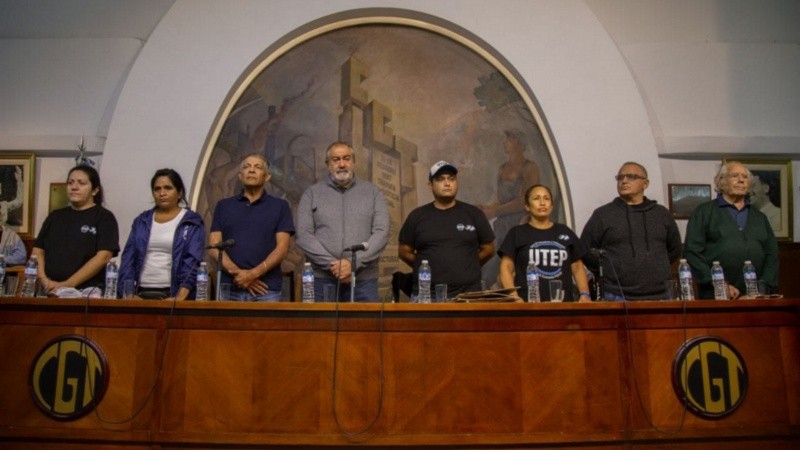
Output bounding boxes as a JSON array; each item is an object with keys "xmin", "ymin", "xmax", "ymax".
[{"xmin": 139, "ymin": 209, "xmax": 186, "ymax": 288}]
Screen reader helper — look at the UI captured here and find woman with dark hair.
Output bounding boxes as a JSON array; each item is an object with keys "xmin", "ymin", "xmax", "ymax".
[
  {"xmin": 498, "ymin": 184, "xmax": 590, "ymax": 302},
  {"xmin": 119, "ymin": 168, "xmax": 205, "ymax": 300},
  {"xmin": 33, "ymin": 165, "xmax": 120, "ymax": 294}
]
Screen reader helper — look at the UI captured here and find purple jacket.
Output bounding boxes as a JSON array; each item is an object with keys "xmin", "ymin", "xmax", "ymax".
[{"xmin": 119, "ymin": 208, "xmax": 205, "ymax": 298}]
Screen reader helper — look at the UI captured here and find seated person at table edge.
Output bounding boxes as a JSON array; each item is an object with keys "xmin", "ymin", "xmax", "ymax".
[
  {"xmin": 0, "ymin": 222, "xmax": 27, "ymax": 266},
  {"xmin": 0, "ymin": 166, "xmax": 28, "ymax": 265}
]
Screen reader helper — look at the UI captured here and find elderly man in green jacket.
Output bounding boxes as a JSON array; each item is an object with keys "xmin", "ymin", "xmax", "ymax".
[{"xmin": 684, "ymin": 161, "xmax": 779, "ymax": 299}]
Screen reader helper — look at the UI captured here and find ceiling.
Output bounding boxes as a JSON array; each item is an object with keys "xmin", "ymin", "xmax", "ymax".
[{"xmin": 0, "ymin": 0, "xmax": 174, "ymax": 39}]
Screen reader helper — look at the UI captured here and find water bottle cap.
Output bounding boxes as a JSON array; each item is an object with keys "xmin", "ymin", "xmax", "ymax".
[
  {"xmin": 304, "ymin": 262, "xmax": 311, "ymax": 266},
  {"xmin": 421, "ymin": 259, "xmax": 429, "ymax": 264},
  {"xmin": 679, "ymin": 258, "xmax": 687, "ymax": 263},
  {"xmin": 712, "ymin": 261, "xmax": 719, "ymax": 264},
  {"xmin": 744, "ymin": 260, "xmax": 752, "ymax": 264}
]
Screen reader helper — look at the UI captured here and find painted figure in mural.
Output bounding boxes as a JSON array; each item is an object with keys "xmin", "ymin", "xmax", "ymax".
[
  {"xmin": 399, "ymin": 161, "xmax": 495, "ymax": 299},
  {"xmin": 209, "ymin": 154, "xmax": 294, "ymax": 301},
  {"xmin": 479, "ymin": 129, "xmax": 540, "ymax": 289},
  {"xmin": 34, "ymin": 165, "xmax": 120, "ymax": 295},
  {"xmin": 0, "ymin": 166, "xmax": 24, "ymax": 227},
  {"xmin": 296, "ymin": 142, "xmax": 390, "ymax": 302},
  {"xmin": 749, "ymin": 174, "xmax": 781, "ymax": 230},
  {"xmin": 118, "ymin": 169, "xmax": 205, "ymax": 300},
  {"xmin": 580, "ymin": 162, "xmax": 681, "ymax": 300},
  {"xmin": 684, "ymin": 161, "xmax": 779, "ymax": 299},
  {"xmin": 498, "ymin": 184, "xmax": 590, "ymax": 302}
]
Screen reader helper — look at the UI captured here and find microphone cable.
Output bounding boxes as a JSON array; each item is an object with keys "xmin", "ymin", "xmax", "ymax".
[
  {"xmin": 80, "ymin": 287, "xmax": 178, "ymax": 427},
  {"xmin": 601, "ymin": 253, "xmax": 690, "ymax": 434},
  {"xmin": 330, "ymin": 250, "xmax": 386, "ymax": 437}
]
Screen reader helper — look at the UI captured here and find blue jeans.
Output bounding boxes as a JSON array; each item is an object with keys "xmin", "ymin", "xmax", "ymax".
[
  {"xmin": 313, "ymin": 278, "xmax": 379, "ymax": 302},
  {"xmin": 227, "ymin": 287, "xmax": 282, "ymax": 302},
  {"xmin": 602, "ymin": 291, "xmax": 626, "ymax": 301}
]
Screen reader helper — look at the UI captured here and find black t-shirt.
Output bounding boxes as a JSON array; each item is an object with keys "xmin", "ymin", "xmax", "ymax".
[
  {"xmin": 398, "ymin": 201, "xmax": 494, "ymax": 295},
  {"xmin": 35, "ymin": 205, "xmax": 120, "ymax": 289},
  {"xmin": 498, "ymin": 222, "xmax": 587, "ymax": 301}
]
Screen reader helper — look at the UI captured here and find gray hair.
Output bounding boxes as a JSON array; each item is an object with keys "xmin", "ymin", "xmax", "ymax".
[
  {"xmin": 240, "ymin": 153, "xmax": 270, "ymax": 172},
  {"xmin": 324, "ymin": 141, "xmax": 355, "ymax": 163},
  {"xmin": 714, "ymin": 161, "xmax": 752, "ymax": 193}
]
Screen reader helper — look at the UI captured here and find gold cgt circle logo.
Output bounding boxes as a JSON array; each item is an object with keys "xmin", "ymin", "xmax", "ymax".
[
  {"xmin": 672, "ymin": 336, "xmax": 748, "ymax": 419},
  {"xmin": 29, "ymin": 335, "xmax": 109, "ymax": 420}
]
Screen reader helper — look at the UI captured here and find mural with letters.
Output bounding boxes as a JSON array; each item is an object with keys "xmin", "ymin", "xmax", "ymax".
[{"xmin": 197, "ymin": 23, "xmax": 560, "ymax": 300}]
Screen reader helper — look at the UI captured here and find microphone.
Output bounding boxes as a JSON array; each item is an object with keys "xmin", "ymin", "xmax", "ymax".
[
  {"xmin": 206, "ymin": 239, "xmax": 236, "ymax": 250},
  {"xmin": 344, "ymin": 242, "xmax": 369, "ymax": 252}
]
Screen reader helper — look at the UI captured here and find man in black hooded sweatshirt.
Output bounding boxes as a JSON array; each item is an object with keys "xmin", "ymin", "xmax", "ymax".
[{"xmin": 580, "ymin": 162, "xmax": 681, "ymax": 300}]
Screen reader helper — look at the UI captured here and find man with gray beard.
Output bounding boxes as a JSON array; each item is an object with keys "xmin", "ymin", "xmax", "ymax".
[{"xmin": 296, "ymin": 142, "xmax": 390, "ymax": 302}]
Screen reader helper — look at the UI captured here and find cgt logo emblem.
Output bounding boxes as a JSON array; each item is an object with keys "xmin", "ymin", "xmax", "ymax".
[
  {"xmin": 672, "ymin": 336, "xmax": 748, "ymax": 419},
  {"xmin": 29, "ymin": 335, "xmax": 109, "ymax": 420}
]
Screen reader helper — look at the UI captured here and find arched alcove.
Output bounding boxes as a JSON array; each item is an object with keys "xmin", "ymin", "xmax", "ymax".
[{"xmin": 193, "ymin": 9, "xmax": 564, "ymax": 299}]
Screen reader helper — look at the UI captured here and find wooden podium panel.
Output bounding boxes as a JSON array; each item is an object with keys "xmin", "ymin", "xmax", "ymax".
[{"xmin": 1, "ymin": 298, "xmax": 798, "ymax": 448}]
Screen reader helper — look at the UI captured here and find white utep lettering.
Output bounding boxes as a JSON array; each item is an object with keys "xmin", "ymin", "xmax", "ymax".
[{"xmin": 532, "ymin": 249, "xmax": 568, "ymax": 267}]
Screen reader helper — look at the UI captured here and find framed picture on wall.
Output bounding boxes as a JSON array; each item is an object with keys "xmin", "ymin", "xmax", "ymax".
[
  {"xmin": 668, "ymin": 184, "xmax": 712, "ymax": 220},
  {"xmin": 733, "ymin": 159, "xmax": 794, "ymax": 241},
  {"xmin": 49, "ymin": 183, "xmax": 69, "ymax": 213},
  {"xmin": 0, "ymin": 153, "xmax": 36, "ymax": 238}
]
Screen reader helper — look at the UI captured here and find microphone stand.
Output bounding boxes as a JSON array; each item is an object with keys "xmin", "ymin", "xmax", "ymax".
[
  {"xmin": 596, "ymin": 250, "xmax": 605, "ymax": 301},
  {"xmin": 215, "ymin": 248, "xmax": 224, "ymax": 301},
  {"xmin": 349, "ymin": 251, "xmax": 357, "ymax": 303}
]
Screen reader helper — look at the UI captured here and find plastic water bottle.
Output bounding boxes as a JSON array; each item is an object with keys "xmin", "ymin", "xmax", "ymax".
[
  {"xmin": 711, "ymin": 261, "xmax": 727, "ymax": 300},
  {"xmin": 103, "ymin": 259, "xmax": 118, "ymax": 299},
  {"xmin": 678, "ymin": 259, "xmax": 694, "ymax": 301},
  {"xmin": 301, "ymin": 262, "xmax": 314, "ymax": 303},
  {"xmin": 195, "ymin": 262, "xmax": 209, "ymax": 301},
  {"xmin": 418, "ymin": 260, "xmax": 432, "ymax": 304},
  {"xmin": 0, "ymin": 254, "xmax": 6, "ymax": 295},
  {"xmin": 21, "ymin": 254, "xmax": 39, "ymax": 297},
  {"xmin": 526, "ymin": 254, "xmax": 540, "ymax": 303},
  {"xmin": 743, "ymin": 260, "xmax": 758, "ymax": 298}
]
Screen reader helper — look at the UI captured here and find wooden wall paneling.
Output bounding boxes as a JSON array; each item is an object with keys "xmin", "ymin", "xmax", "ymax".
[
  {"xmin": 1, "ymin": 298, "xmax": 799, "ymax": 448},
  {"xmin": 778, "ymin": 242, "xmax": 800, "ymax": 298}
]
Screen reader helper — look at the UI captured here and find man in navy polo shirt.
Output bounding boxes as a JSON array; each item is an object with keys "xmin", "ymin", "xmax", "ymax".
[{"xmin": 209, "ymin": 154, "xmax": 294, "ymax": 301}]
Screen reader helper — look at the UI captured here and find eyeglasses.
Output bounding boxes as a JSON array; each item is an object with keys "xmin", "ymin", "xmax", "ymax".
[
  {"xmin": 615, "ymin": 173, "xmax": 647, "ymax": 182},
  {"xmin": 726, "ymin": 173, "xmax": 749, "ymax": 180},
  {"xmin": 328, "ymin": 155, "xmax": 353, "ymax": 164}
]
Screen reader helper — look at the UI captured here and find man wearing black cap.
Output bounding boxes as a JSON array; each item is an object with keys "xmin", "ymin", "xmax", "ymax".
[{"xmin": 398, "ymin": 161, "xmax": 495, "ymax": 299}]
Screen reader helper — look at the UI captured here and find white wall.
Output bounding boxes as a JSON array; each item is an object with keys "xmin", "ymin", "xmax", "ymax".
[{"xmin": 587, "ymin": 0, "xmax": 800, "ymax": 156}]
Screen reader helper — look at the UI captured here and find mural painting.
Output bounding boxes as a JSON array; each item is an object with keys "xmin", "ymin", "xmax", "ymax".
[{"xmin": 197, "ymin": 24, "xmax": 560, "ymax": 300}]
